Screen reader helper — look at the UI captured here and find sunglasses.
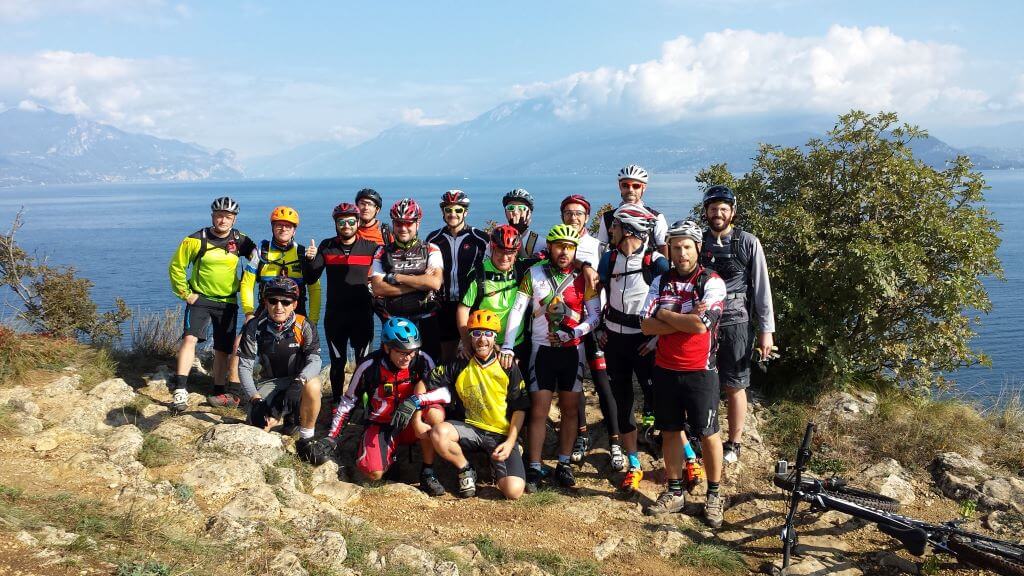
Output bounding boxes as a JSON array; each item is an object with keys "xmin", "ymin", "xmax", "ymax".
[
  {"xmin": 504, "ymin": 204, "xmax": 529, "ymax": 213},
  {"xmin": 470, "ymin": 329, "xmax": 496, "ymax": 339},
  {"xmin": 393, "ymin": 219, "xmax": 417, "ymax": 227},
  {"xmin": 562, "ymin": 210, "xmax": 586, "ymax": 218},
  {"xmin": 335, "ymin": 217, "xmax": 358, "ymax": 226},
  {"xmin": 443, "ymin": 206, "xmax": 466, "ymax": 215},
  {"xmin": 391, "ymin": 348, "xmax": 417, "ymax": 357},
  {"xmin": 619, "ymin": 182, "xmax": 644, "ymax": 191},
  {"xmin": 267, "ymin": 298, "xmax": 295, "ymax": 307}
]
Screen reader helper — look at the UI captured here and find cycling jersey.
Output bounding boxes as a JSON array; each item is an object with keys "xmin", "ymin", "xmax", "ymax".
[
  {"xmin": 303, "ymin": 236, "xmax": 378, "ymax": 311},
  {"xmin": 169, "ymin": 227, "xmax": 256, "ymax": 303},
  {"xmin": 598, "ymin": 246, "xmax": 671, "ymax": 334},
  {"xmin": 534, "ymin": 231, "xmax": 604, "ymax": 267},
  {"xmin": 503, "ymin": 262, "xmax": 600, "ymax": 349},
  {"xmin": 327, "ymin": 349, "xmax": 436, "ymax": 436},
  {"xmin": 460, "ymin": 259, "xmax": 523, "ymax": 346},
  {"xmin": 240, "ymin": 239, "xmax": 322, "ymax": 323},
  {"xmin": 236, "ymin": 312, "xmax": 322, "ymax": 399},
  {"xmin": 356, "ymin": 220, "xmax": 393, "ymax": 246},
  {"xmin": 425, "ymin": 225, "xmax": 489, "ymax": 303},
  {"xmin": 641, "ymin": 266, "xmax": 726, "ymax": 371},
  {"xmin": 597, "ymin": 203, "xmax": 668, "ymax": 250},
  {"xmin": 426, "ymin": 353, "xmax": 528, "ymax": 435},
  {"xmin": 369, "ymin": 240, "xmax": 443, "ymax": 319}
]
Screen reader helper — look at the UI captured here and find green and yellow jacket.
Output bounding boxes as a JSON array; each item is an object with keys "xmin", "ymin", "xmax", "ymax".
[{"xmin": 168, "ymin": 227, "xmax": 256, "ymax": 304}]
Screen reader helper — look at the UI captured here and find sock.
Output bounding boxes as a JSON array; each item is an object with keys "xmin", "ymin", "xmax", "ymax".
[
  {"xmin": 227, "ymin": 381, "xmax": 241, "ymax": 391},
  {"xmin": 684, "ymin": 442, "xmax": 697, "ymax": 460},
  {"xmin": 557, "ymin": 454, "xmax": 570, "ymax": 465},
  {"xmin": 422, "ymin": 465, "xmax": 435, "ymax": 476},
  {"xmin": 529, "ymin": 462, "xmax": 543, "ymax": 472},
  {"xmin": 298, "ymin": 427, "xmax": 314, "ymax": 440},
  {"xmin": 628, "ymin": 452, "xmax": 641, "ymax": 469},
  {"xmin": 172, "ymin": 374, "xmax": 187, "ymax": 391},
  {"xmin": 707, "ymin": 481, "xmax": 720, "ymax": 495},
  {"xmin": 668, "ymin": 479, "xmax": 685, "ymax": 495},
  {"xmin": 212, "ymin": 383, "xmax": 226, "ymax": 395}
]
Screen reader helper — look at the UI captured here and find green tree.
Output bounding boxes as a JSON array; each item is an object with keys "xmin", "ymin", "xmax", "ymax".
[{"xmin": 697, "ymin": 111, "xmax": 1003, "ymax": 396}]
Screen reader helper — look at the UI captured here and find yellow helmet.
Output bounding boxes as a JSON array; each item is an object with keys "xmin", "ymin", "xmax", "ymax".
[
  {"xmin": 270, "ymin": 205, "xmax": 300, "ymax": 226},
  {"xmin": 467, "ymin": 309, "xmax": 502, "ymax": 332}
]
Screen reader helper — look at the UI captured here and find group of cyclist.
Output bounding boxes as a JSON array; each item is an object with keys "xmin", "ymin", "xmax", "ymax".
[{"xmin": 166, "ymin": 164, "xmax": 775, "ymax": 528}]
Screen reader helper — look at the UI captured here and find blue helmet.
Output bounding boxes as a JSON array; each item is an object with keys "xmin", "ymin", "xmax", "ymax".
[
  {"xmin": 381, "ymin": 317, "xmax": 421, "ymax": 350},
  {"xmin": 702, "ymin": 185, "xmax": 736, "ymax": 208}
]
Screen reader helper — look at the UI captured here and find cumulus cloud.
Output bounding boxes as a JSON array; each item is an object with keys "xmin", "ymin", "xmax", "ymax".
[{"xmin": 516, "ymin": 26, "xmax": 987, "ymax": 123}]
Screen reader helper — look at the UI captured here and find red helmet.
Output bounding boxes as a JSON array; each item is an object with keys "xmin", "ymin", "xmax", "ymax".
[
  {"xmin": 490, "ymin": 224, "xmax": 521, "ymax": 251},
  {"xmin": 332, "ymin": 202, "xmax": 359, "ymax": 220},
  {"xmin": 560, "ymin": 194, "xmax": 591, "ymax": 214},
  {"xmin": 390, "ymin": 198, "xmax": 423, "ymax": 222},
  {"xmin": 440, "ymin": 189, "xmax": 470, "ymax": 208}
]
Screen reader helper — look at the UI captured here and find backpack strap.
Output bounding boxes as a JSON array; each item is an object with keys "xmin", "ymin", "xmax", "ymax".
[
  {"xmin": 292, "ymin": 314, "xmax": 306, "ymax": 346},
  {"xmin": 523, "ymin": 231, "xmax": 538, "ymax": 258}
]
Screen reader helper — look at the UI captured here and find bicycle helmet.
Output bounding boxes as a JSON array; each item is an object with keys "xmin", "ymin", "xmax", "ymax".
[
  {"xmin": 211, "ymin": 196, "xmax": 240, "ymax": 214},
  {"xmin": 560, "ymin": 194, "xmax": 591, "ymax": 214},
  {"xmin": 263, "ymin": 277, "xmax": 300, "ymax": 300},
  {"xmin": 502, "ymin": 188, "xmax": 534, "ymax": 210},
  {"xmin": 546, "ymin": 223, "xmax": 581, "ymax": 246},
  {"xmin": 440, "ymin": 189, "xmax": 470, "ymax": 208},
  {"xmin": 332, "ymin": 202, "xmax": 359, "ymax": 219},
  {"xmin": 489, "ymin": 224, "xmax": 522, "ymax": 251},
  {"xmin": 667, "ymin": 219, "xmax": 703, "ymax": 245},
  {"xmin": 617, "ymin": 164, "xmax": 649, "ymax": 184},
  {"xmin": 269, "ymin": 206, "xmax": 299, "ymax": 226},
  {"xmin": 355, "ymin": 188, "xmax": 383, "ymax": 208},
  {"xmin": 702, "ymin": 184, "xmax": 736, "ymax": 208},
  {"xmin": 467, "ymin": 309, "xmax": 502, "ymax": 332},
  {"xmin": 381, "ymin": 317, "xmax": 421, "ymax": 350},
  {"xmin": 389, "ymin": 198, "xmax": 423, "ymax": 223},
  {"xmin": 613, "ymin": 203, "xmax": 656, "ymax": 238}
]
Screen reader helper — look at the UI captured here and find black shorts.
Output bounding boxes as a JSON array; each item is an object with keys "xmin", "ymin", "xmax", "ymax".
[
  {"xmin": 450, "ymin": 421, "xmax": 525, "ymax": 481},
  {"xmin": 652, "ymin": 366, "xmax": 720, "ymax": 438},
  {"xmin": 183, "ymin": 296, "xmax": 239, "ymax": 353},
  {"xmin": 437, "ymin": 301, "xmax": 461, "ymax": 342},
  {"xmin": 717, "ymin": 322, "xmax": 753, "ymax": 390},
  {"xmin": 247, "ymin": 377, "xmax": 300, "ymax": 428},
  {"xmin": 530, "ymin": 344, "xmax": 584, "ymax": 393}
]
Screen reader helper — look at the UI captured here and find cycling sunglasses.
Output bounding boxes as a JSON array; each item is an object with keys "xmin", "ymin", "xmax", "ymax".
[
  {"xmin": 443, "ymin": 206, "xmax": 466, "ymax": 214},
  {"xmin": 619, "ymin": 181, "xmax": 644, "ymax": 190},
  {"xmin": 266, "ymin": 298, "xmax": 295, "ymax": 307},
  {"xmin": 470, "ymin": 329, "xmax": 496, "ymax": 339},
  {"xmin": 504, "ymin": 204, "xmax": 530, "ymax": 213},
  {"xmin": 335, "ymin": 217, "xmax": 358, "ymax": 226}
]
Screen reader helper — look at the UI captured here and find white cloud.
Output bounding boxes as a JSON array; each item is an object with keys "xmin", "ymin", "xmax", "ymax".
[
  {"xmin": 517, "ymin": 26, "xmax": 988, "ymax": 124},
  {"xmin": 400, "ymin": 108, "xmax": 449, "ymax": 127}
]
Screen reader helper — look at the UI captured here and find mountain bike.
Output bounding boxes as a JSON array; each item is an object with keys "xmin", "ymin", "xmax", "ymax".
[{"xmin": 773, "ymin": 421, "xmax": 1024, "ymax": 576}]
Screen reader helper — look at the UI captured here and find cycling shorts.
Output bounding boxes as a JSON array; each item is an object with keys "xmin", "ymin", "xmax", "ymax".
[
  {"xmin": 652, "ymin": 366, "xmax": 720, "ymax": 438},
  {"xmin": 530, "ymin": 344, "xmax": 585, "ymax": 393},
  {"xmin": 450, "ymin": 420, "xmax": 525, "ymax": 481},
  {"xmin": 183, "ymin": 296, "xmax": 238, "ymax": 353}
]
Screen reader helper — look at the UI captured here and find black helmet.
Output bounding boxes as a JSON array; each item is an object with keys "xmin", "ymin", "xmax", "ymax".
[
  {"xmin": 702, "ymin": 185, "xmax": 736, "ymax": 208},
  {"xmin": 355, "ymin": 188, "xmax": 382, "ymax": 208},
  {"xmin": 263, "ymin": 277, "xmax": 300, "ymax": 301}
]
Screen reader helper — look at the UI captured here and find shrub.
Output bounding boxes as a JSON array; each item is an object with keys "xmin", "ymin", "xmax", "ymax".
[{"xmin": 130, "ymin": 307, "xmax": 182, "ymax": 359}]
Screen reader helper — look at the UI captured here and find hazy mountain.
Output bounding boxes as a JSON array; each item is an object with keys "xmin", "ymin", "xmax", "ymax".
[
  {"xmin": 252, "ymin": 98, "xmax": 1000, "ymax": 177},
  {"xmin": 0, "ymin": 106, "xmax": 243, "ymax": 187}
]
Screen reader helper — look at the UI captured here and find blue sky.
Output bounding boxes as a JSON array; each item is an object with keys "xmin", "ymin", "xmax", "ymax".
[{"xmin": 1, "ymin": 1, "xmax": 1021, "ymax": 157}]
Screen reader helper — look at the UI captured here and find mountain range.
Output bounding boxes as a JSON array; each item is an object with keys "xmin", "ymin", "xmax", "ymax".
[{"xmin": 0, "ymin": 106, "xmax": 242, "ymax": 187}]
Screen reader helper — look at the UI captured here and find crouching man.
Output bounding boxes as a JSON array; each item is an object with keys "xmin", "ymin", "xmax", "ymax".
[
  {"xmin": 236, "ymin": 277, "xmax": 326, "ymax": 463},
  {"xmin": 427, "ymin": 310, "xmax": 528, "ymax": 500}
]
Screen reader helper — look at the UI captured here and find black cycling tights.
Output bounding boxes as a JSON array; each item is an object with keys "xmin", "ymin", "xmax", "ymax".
[
  {"xmin": 325, "ymin": 316, "xmax": 373, "ymax": 405},
  {"xmin": 577, "ymin": 334, "xmax": 619, "ymax": 439}
]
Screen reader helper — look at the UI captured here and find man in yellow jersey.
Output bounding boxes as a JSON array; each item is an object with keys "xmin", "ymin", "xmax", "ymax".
[
  {"xmin": 426, "ymin": 310, "xmax": 528, "ymax": 500},
  {"xmin": 168, "ymin": 197, "xmax": 256, "ymax": 412}
]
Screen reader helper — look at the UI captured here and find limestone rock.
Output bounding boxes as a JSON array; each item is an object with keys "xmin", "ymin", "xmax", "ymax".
[
  {"xmin": 31, "ymin": 426, "xmax": 78, "ymax": 452},
  {"xmin": 104, "ymin": 424, "xmax": 145, "ymax": 464},
  {"xmin": 180, "ymin": 456, "xmax": 265, "ymax": 503},
  {"xmin": 509, "ymin": 561, "xmax": 552, "ymax": 576},
  {"xmin": 219, "ymin": 483, "xmax": 282, "ymax": 520},
  {"xmin": 269, "ymin": 549, "xmax": 308, "ymax": 576},
  {"xmin": 861, "ymin": 458, "xmax": 906, "ymax": 481},
  {"xmin": 822, "ymin": 390, "xmax": 878, "ymax": 421},
  {"xmin": 150, "ymin": 420, "xmax": 198, "ymax": 445},
  {"xmin": 8, "ymin": 412, "xmax": 44, "ymax": 435},
  {"xmin": 653, "ymin": 526, "xmax": 691, "ymax": 558},
  {"xmin": 43, "ymin": 375, "xmax": 81, "ymax": 396},
  {"xmin": 435, "ymin": 560, "xmax": 460, "ymax": 576},
  {"xmin": 366, "ymin": 550, "xmax": 386, "ymax": 571},
  {"xmin": 38, "ymin": 525, "xmax": 78, "ymax": 547},
  {"xmin": 206, "ymin": 514, "xmax": 260, "ymax": 547},
  {"xmin": 308, "ymin": 460, "xmax": 340, "ymax": 489},
  {"xmin": 387, "ymin": 544, "xmax": 435, "ymax": 574},
  {"xmin": 63, "ymin": 451, "xmax": 124, "ymax": 484},
  {"xmin": 312, "ymin": 480, "xmax": 363, "ymax": 508},
  {"xmin": 447, "ymin": 544, "xmax": 484, "ymax": 566},
  {"xmin": 593, "ymin": 534, "xmax": 622, "ymax": 561},
  {"xmin": 770, "ymin": 556, "xmax": 862, "ymax": 576},
  {"xmin": 6, "ymin": 397, "xmax": 40, "ymax": 417},
  {"xmin": 88, "ymin": 378, "xmax": 136, "ymax": 408},
  {"xmin": 304, "ymin": 530, "xmax": 348, "ymax": 571},
  {"xmin": 877, "ymin": 474, "xmax": 916, "ymax": 505},
  {"xmin": 198, "ymin": 424, "xmax": 285, "ymax": 465},
  {"xmin": 15, "ymin": 531, "xmax": 38, "ymax": 547}
]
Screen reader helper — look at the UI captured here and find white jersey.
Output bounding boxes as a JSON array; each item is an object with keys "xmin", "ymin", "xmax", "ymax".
[
  {"xmin": 597, "ymin": 202, "xmax": 668, "ymax": 248},
  {"xmin": 599, "ymin": 247, "xmax": 670, "ymax": 335}
]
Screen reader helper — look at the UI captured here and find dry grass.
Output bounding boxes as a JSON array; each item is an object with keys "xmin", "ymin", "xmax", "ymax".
[{"xmin": 129, "ymin": 307, "xmax": 182, "ymax": 360}]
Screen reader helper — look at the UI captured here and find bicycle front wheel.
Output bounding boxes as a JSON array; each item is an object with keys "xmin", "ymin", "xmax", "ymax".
[
  {"xmin": 948, "ymin": 536, "xmax": 1024, "ymax": 576},
  {"xmin": 773, "ymin": 473, "xmax": 901, "ymax": 513}
]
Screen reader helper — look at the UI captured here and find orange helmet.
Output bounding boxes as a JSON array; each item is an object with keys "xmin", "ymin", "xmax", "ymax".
[
  {"xmin": 467, "ymin": 309, "xmax": 502, "ymax": 332},
  {"xmin": 270, "ymin": 205, "xmax": 300, "ymax": 226}
]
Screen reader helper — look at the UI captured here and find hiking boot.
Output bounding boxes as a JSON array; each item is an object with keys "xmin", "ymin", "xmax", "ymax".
[
  {"xmin": 723, "ymin": 441, "xmax": 742, "ymax": 465},
  {"xmin": 421, "ymin": 470, "xmax": 447, "ymax": 497},
  {"xmin": 570, "ymin": 434, "xmax": 589, "ymax": 464},
  {"xmin": 171, "ymin": 388, "xmax": 189, "ymax": 412},
  {"xmin": 554, "ymin": 462, "xmax": 576, "ymax": 488},
  {"xmin": 455, "ymin": 467, "xmax": 476, "ymax": 498},
  {"xmin": 207, "ymin": 393, "xmax": 240, "ymax": 409},
  {"xmin": 609, "ymin": 443, "xmax": 626, "ymax": 472},
  {"xmin": 296, "ymin": 437, "xmax": 333, "ymax": 466},
  {"xmin": 685, "ymin": 458, "xmax": 705, "ymax": 493},
  {"xmin": 620, "ymin": 467, "xmax": 643, "ymax": 492},
  {"xmin": 645, "ymin": 489, "xmax": 686, "ymax": 516},
  {"xmin": 525, "ymin": 467, "xmax": 545, "ymax": 494},
  {"xmin": 705, "ymin": 491, "xmax": 725, "ymax": 528}
]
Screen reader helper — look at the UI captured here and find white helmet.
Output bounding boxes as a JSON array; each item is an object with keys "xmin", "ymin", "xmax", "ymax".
[
  {"xmin": 617, "ymin": 164, "xmax": 649, "ymax": 184},
  {"xmin": 612, "ymin": 203, "xmax": 656, "ymax": 238},
  {"xmin": 667, "ymin": 219, "xmax": 703, "ymax": 245},
  {"xmin": 211, "ymin": 196, "xmax": 240, "ymax": 214}
]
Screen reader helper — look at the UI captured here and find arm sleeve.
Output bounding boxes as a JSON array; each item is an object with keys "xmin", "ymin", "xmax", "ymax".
[
  {"xmin": 640, "ymin": 275, "xmax": 663, "ymax": 320},
  {"xmin": 302, "ymin": 240, "xmax": 327, "ymax": 284},
  {"xmin": 748, "ymin": 237, "xmax": 776, "ymax": 333},
  {"xmin": 653, "ymin": 215, "xmax": 668, "ymax": 247},
  {"xmin": 369, "ymin": 246, "xmax": 386, "ymax": 278},
  {"xmin": 298, "ymin": 321, "xmax": 322, "ymax": 381},
  {"xmin": 425, "ymin": 243, "xmax": 443, "ymax": 272},
  {"xmin": 571, "ymin": 289, "xmax": 602, "ymax": 339},
  {"xmin": 700, "ymin": 275, "xmax": 727, "ymax": 328},
  {"xmin": 504, "ymin": 363, "xmax": 529, "ymax": 414},
  {"xmin": 502, "ymin": 286, "xmax": 531, "ymax": 351},
  {"xmin": 239, "ymin": 246, "xmax": 259, "ymax": 315},
  {"xmin": 168, "ymin": 237, "xmax": 198, "ymax": 300},
  {"xmin": 306, "ymin": 278, "xmax": 322, "ymax": 325},
  {"xmin": 236, "ymin": 318, "xmax": 259, "ymax": 399}
]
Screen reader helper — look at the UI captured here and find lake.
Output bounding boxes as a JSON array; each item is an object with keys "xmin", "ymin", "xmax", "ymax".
[{"xmin": 1, "ymin": 173, "xmax": 1020, "ymax": 401}]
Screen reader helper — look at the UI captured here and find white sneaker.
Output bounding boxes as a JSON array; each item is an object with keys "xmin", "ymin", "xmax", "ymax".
[{"xmin": 172, "ymin": 388, "xmax": 189, "ymax": 412}]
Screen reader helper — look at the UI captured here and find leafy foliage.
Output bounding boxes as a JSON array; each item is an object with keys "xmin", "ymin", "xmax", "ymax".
[{"xmin": 697, "ymin": 111, "xmax": 1003, "ymax": 395}]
